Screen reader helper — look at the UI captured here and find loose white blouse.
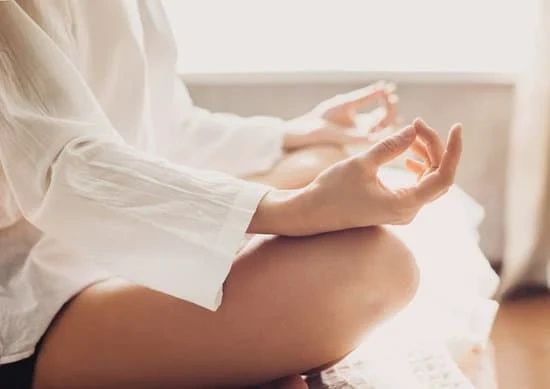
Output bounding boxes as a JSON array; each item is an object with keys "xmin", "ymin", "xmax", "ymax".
[{"xmin": 0, "ymin": 0, "xmax": 285, "ymax": 363}]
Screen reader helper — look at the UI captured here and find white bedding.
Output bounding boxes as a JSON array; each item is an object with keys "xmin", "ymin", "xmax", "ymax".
[{"xmin": 339, "ymin": 167, "xmax": 500, "ymax": 387}]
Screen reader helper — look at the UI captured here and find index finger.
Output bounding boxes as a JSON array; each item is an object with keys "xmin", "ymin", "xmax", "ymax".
[{"xmin": 412, "ymin": 123, "xmax": 463, "ymax": 203}]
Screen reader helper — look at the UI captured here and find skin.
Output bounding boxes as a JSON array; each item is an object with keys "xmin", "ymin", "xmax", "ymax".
[
  {"xmin": 250, "ymin": 117, "xmax": 459, "ymax": 387},
  {"xmin": 33, "ymin": 84, "xmax": 463, "ymax": 388},
  {"xmin": 247, "ymin": 144, "xmax": 349, "ymax": 190},
  {"xmin": 34, "ymin": 227, "xmax": 418, "ymax": 389},
  {"xmin": 249, "ymin": 119, "xmax": 462, "ymax": 237},
  {"xmin": 282, "ymin": 82, "xmax": 399, "ymax": 151}
]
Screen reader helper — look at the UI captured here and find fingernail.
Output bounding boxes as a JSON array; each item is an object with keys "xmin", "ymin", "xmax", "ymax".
[
  {"xmin": 413, "ymin": 117, "xmax": 425, "ymax": 127},
  {"xmin": 385, "ymin": 82, "xmax": 397, "ymax": 94}
]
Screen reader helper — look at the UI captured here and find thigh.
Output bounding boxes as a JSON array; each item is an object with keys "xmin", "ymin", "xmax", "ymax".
[{"xmin": 33, "ymin": 227, "xmax": 416, "ymax": 389}]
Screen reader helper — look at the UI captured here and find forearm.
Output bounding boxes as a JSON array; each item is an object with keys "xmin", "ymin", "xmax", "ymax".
[{"xmin": 169, "ymin": 105, "xmax": 287, "ymax": 177}]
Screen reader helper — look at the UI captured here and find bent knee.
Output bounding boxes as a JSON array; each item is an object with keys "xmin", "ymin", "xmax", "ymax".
[
  {"xmin": 281, "ymin": 145, "xmax": 347, "ymax": 187},
  {"xmin": 345, "ymin": 227, "xmax": 419, "ymax": 312},
  {"xmin": 296, "ymin": 145, "xmax": 347, "ymax": 174},
  {"xmin": 291, "ymin": 227, "xmax": 419, "ymax": 366}
]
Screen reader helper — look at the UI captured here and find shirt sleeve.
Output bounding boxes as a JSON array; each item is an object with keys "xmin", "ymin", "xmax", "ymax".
[
  {"xmin": 0, "ymin": 1, "xmax": 270, "ymax": 311},
  {"xmin": 166, "ymin": 80, "xmax": 287, "ymax": 177}
]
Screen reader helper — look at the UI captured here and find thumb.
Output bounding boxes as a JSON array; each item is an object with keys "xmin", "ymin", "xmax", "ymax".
[{"xmin": 362, "ymin": 125, "xmax": 416, "ymax": 167}]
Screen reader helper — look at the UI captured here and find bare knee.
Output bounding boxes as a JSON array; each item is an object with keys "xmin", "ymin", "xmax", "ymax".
[
  {"xmin": 316, "ymin": 226, "xmax": 419, "ymax": 343},
  {"xmin": 293, "ymin": 144, "xmax": 348, "ymax": 168},
  {"xmin": 291, "ymin": 227, "xmax": 419, "ymax": 373},
  {"xmin": 349, "ymin": 226, "xmax": 419, "ymax": 313},
  {"xmin": 247, "ymin": 144, "xmax": 348, "ymax": 189},
  {"xmin": 285, "ymin": 145, "xmax": 347, "ymax": 187}
]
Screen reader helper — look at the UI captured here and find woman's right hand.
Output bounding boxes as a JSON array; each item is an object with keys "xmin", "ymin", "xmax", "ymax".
[{"xmin": 249, "ymin": 118, "xmax": 463, "ymax": 236}]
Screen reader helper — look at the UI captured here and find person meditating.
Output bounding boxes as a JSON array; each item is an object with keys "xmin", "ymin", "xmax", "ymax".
[{"xmin": 0, "ymin": 1, "xmax": 462, "ymax": 388}]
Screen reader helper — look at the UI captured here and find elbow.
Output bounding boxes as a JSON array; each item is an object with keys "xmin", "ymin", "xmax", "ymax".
[{"xmin": 4, "ymin": 135, "xmax": 116, "ymax": 224}]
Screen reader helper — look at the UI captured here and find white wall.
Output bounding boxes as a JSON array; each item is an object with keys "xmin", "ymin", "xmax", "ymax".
[{"xmin": 185, "ymin": 76, "xmax": 514, "ymax": 261}]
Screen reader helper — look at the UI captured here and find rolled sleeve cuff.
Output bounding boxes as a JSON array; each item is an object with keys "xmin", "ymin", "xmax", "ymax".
[{"xmin": 184, "ymin": 181, "xmax": 272, "ymax": 311}]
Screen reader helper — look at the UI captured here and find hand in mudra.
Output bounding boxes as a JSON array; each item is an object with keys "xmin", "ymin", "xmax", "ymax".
[
  {"xmin": 251, "ymin": 118, "xmax": 462, "ymax": 236},
  {"xmin": 315, "ymin": 81, "xmax": 398, "ymax": 130},
  {"xmin": 283, "ymin": 82, "xmax": 399, "ymax": 150}
]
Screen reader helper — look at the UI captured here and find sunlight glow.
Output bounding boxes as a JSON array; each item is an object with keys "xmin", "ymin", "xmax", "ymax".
[{"xmin": 164, "ymin": 0, "xmax": 537, "ymax": 75}]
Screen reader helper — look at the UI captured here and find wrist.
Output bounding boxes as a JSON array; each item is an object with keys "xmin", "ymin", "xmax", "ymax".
[{"xmin": 248, "ymin": 188, "xmax": 305, "ymax": 235}]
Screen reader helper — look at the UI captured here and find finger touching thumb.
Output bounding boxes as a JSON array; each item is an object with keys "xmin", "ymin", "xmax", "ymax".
[{"xmin": 363, "ymin": 125, "xmax": 416, "ymax": 167}]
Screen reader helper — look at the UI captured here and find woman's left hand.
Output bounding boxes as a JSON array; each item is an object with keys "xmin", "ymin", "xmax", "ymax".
[{"xmin": 283, "ymin": 81, "xmax": 399, "ymax": 150}]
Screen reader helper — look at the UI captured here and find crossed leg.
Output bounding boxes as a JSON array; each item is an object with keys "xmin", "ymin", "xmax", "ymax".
[{"xmin": 34, "ymin": 227, "xmax": 418, "ymax": 389}]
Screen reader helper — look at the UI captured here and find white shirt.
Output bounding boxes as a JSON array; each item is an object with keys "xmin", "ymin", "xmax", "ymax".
[{"xmin": 0, "ymin": 0, "xmax": 285, "ymax": 363}]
